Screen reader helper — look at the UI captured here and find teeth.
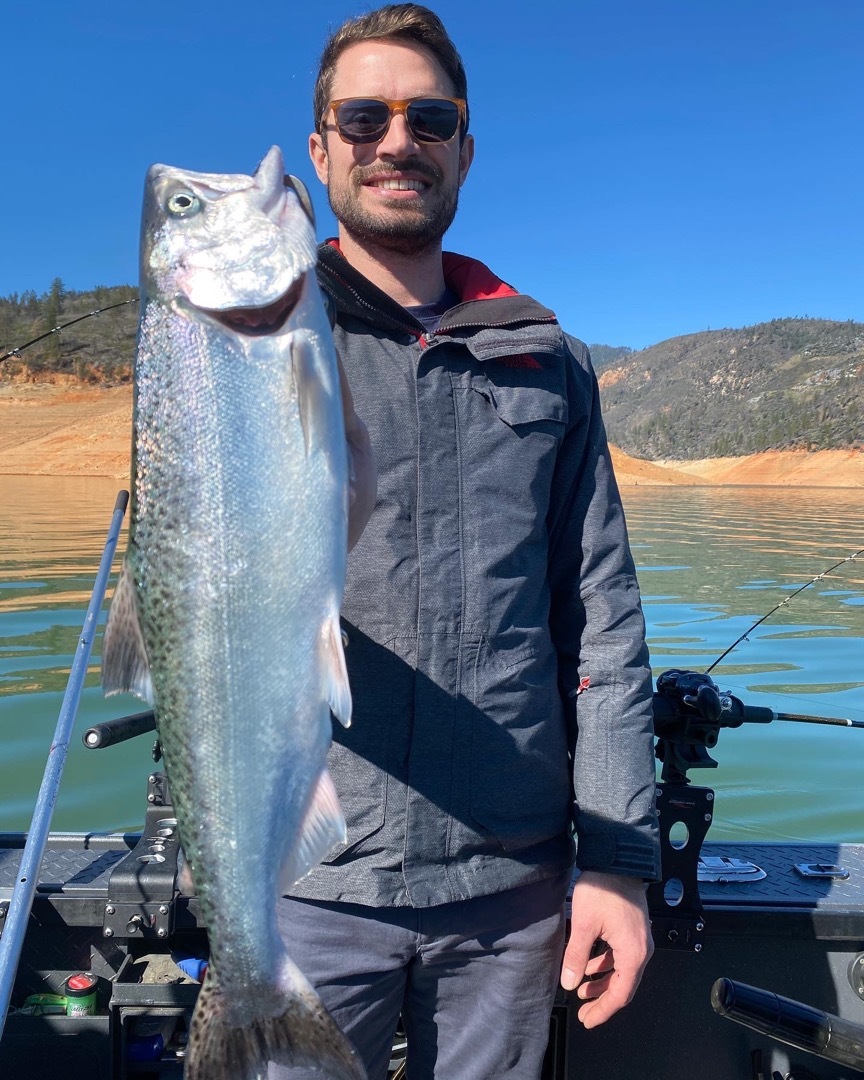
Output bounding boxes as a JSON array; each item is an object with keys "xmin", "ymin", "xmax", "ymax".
[{"xmin": 373, "ymin": 179, "xmax": 425, "ymax": 191}]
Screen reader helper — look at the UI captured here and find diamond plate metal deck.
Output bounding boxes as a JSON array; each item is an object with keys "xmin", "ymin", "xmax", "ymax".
[
  {"xmin": 2, "ymin": 837, "xmax": 863, "ymax": 912},
  {"xmin": 698, "ymin": 842, "xmax": 864, "ymax": 909},
  {"xmin": 0, "ymin": 838, "xmax": 131, "ymax": 901}
]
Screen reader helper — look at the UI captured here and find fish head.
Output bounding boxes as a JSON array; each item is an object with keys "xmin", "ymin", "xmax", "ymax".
[{"xmin": 140, "ymin": 146, "xmax": 320, "ymax": 335}]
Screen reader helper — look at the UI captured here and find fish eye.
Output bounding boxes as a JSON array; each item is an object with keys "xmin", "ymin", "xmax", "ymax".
[{"xmin": 166, "ymin": 191, "xmax": 201, "ymax": 216}]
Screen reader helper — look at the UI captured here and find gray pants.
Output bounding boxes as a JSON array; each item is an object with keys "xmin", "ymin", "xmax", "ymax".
[{"xmin": 270, "ymin": 871, "xmax": 570, "ymax": 1080}]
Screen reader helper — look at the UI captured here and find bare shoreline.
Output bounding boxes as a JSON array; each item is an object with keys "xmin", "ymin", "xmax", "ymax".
[{"xmin": 0, "ymin": 382, "xmax": 861, "ymax": 487}]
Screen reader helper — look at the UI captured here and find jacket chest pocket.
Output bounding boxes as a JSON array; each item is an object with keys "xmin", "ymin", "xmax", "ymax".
[
  {"xmin": 456, "ymin": 369, "xmax": 567, "ymax": 449},
  {"xmin": 453, "ymin": 374, "xmax": 568, "ymax": 553},
  {"xmin": 477, "ymin": 378, "xmax": 568, "ymax": 433}
]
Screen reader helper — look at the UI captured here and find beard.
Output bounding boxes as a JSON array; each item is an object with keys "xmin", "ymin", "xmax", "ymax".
[{"xmin": 327, "ymin": 158, "xmax": 460, "ymax": 257}]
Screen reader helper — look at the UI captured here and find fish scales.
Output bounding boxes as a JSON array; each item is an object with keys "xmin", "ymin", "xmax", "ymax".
[
  {"xmin": 102, "ymin": 147, "xmax": 365, "ymax": 1080},
  {"xmin": 135, "ymin": 309, "xmax": 326, "ymax": 963}
]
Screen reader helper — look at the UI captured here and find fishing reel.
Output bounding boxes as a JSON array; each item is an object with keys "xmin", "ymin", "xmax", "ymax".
[{"xmin": 653, "ymin": 669, "xmax": 772, "ymax": 784}]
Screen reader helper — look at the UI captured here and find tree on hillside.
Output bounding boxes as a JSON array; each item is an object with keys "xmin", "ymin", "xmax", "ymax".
[{"xmin": 40, "ymin": 278, "xmax": 68, "ymax": 364}]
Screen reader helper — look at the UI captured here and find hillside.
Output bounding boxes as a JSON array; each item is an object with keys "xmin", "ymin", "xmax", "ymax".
[
  {"xmin": 0, "ymin": 282, "xmax": 137, "ymax": 381},
  {"xmin": 597, "ymin": 317, "xmax": 864, "ymax": 459},
  {"xmin": 0, "ymin": 383, "xmax": 859, "ymax": 487},
  {"xmin": 655, "ymin": 449, "xmax": 864, "ymax": 487},
  {"xmin": 587, "ymin": 344, "xmax": 633, "ymax": 371},
  {"xmin": 3, "ymin": 288, "xmax": 863, "ymax": 466}
]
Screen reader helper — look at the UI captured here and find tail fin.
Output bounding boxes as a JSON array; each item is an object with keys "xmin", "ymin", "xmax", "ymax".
[{"xmin": 185, "ymin": 957, "xmax": 367, "ymax": 1080}]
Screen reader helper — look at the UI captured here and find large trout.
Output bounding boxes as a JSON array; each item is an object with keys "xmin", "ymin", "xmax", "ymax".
[{"xmin": 102, "ymin": 146, "xmax": 364, "ymax": 1080}]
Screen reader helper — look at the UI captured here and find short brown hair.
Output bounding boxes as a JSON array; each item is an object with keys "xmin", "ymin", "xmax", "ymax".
[{"xmin": 313, "ymin": 4, "xmax": 469, "ymax": 137}]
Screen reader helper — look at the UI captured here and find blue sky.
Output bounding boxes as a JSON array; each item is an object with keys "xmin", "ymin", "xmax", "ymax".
[{"xmin": 3, "ymin": 0, "xmax": 862, "ymax": 349}]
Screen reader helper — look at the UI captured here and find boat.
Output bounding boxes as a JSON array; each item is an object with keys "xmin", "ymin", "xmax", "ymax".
[
  {"xmin": 2, "ymin": 668, "xmax": 864, "ymax": 1080},
  {"xmin": 1, "ymin": 507, "xmax": 863, "ymax": 1079}
]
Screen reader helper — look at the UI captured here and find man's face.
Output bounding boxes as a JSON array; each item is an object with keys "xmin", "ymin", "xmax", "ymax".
[{"xmin": 309, "ymin": 40, "xmax": 474, "ymax": 255}]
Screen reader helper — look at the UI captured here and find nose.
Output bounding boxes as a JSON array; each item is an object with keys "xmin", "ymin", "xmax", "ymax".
[{"xmin": 376, "ymin": 109, "xmax": 421, "ymax": 158}]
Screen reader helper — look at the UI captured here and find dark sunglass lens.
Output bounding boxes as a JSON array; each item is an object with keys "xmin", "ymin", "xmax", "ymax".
[
  {"xmin": 407, "ymin": 99, "xmax": 460, "ymax": 142},
  {"xmin": 336, "ymin": 100, "xmax": 390, "ymax": 143}
]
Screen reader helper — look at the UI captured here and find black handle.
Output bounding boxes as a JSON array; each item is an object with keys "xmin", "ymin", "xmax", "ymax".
[
  {"xmin": 82, "ymin": 710, "xmax": 156, "ymax": 749},
  {"xmin": 711, "ymin": 977, "xmax": 864, "ymax": 1070}
]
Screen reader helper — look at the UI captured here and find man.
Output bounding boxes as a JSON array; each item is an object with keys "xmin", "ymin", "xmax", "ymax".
[{"xmin": 277, "ymin": 6, "xmax": 660, "ymax": 1077}]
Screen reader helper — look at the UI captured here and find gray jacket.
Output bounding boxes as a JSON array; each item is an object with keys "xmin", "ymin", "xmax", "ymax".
[{"xmin": 289, "ymin": 243, "xmax": 659, "ymax": 908}]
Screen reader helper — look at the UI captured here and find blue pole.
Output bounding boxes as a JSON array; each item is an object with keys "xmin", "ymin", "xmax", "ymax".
[{"xmin": 0, "ymin": 490, "xmax": 129, "ymax": 1038}]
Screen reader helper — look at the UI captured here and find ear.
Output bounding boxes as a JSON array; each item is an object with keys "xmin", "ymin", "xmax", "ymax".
[
  {"xmin": 309, "ymin": 131, "xmax": 329, "ymax": 185},
  {"xmin": 458, "ymin": 132, "xmax": 475, "ymax": 187}
]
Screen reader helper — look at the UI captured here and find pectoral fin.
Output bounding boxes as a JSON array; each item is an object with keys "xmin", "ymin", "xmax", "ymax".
[
  {"xmin": 322, "ymin": 609, "xmax": 351, "ymax": 728},
  {"xmin": 101, "ymin": 559, "xmax": 153, "ymax": 704},
  {"xmin": 278, "ymin": 769, "xmax": 346, "ymax": 891},
  {"xmin": 292, "ymin": 327, "xmax": 337, "ymax": 457}
]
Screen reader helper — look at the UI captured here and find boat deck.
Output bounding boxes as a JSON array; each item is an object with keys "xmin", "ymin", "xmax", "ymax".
[
  {"xmin": 3, "ymin": 835, "xmax": 863, "ymax": 910},
  {"xmin": 3, "ymin": 835, "xmax": 864, "ymax": 1079}
]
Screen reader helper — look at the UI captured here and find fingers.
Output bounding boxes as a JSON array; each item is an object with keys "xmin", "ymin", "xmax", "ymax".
[
  {"xmin": 561, "ymin": 872, "xmax": 654, "ymax": 1029},
  {"xmin": 560, "ymin": 933, "xmax": 591, "ymax": 992},
  {"xmin": 577, "ymin": 939, "xmax": 651, "ymax": 1028},
  {"xmin": 574, "ymin": 945, "xmax": 639, "ymax": 1024},
  {"xmin": 583, "ymin": 947, "xmax": 614, "ymax": 979},
  {"xmin": 577, "ymin": 963, "xmax": 639, "ymax": 1028},
  {"xmin": 561, "ymin": 939, "xmax": 612, "ymax": 991}
]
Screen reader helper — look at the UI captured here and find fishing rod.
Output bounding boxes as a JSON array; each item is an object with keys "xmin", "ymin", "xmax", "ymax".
[
  {"xmin": 0, "ymin": 490, "xmax": 129, "ymax": 1040},
  {"xmin": 0, "ymin": 298, "xmax": 139, "ymax": 364},
  {"xmin": 704, "ymin": 547, "xmax": 864, "ymax": 675}
]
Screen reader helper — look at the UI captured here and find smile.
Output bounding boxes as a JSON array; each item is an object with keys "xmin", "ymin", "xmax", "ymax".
[{"xmin": 366, "ymin": 178, "xmax": 428, "ymax": 191}]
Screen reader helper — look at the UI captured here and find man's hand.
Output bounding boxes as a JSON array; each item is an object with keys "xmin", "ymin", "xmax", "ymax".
[
  {"xmin": 560, "ymin": 871, "xmax": 653, "ymax": 1029},
  {"xmin": 338, "ymin": 358, "xmax": 376, "ymax": 551}
]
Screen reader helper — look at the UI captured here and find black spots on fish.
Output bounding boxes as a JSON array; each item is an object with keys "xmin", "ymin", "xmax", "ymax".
[
  {"xmin": 184, "ymin": 966, "xmax": 225, "ymax": 1080},
  {"xmin": 184, "ymin": 957, "xmax": 367, "ymax": 1080},
  {"xmin": 262, "ymin": 992, "xmax": 367, "ymax": 1080}
]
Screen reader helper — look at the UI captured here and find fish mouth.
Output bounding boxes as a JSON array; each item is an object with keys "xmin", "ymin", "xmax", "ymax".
[{"xmin": 201, "ymin": 276, "xmax": 304, "ymax": 336}]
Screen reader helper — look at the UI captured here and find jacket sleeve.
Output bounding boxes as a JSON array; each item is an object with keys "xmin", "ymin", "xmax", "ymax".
[{"xmin": 547, "ymin": 334, "xmax": 660, "ymax": 880}]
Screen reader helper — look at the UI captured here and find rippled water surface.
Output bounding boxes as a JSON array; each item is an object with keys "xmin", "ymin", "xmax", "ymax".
[
  {"xmin": 1, "ymin": 477, "xmax": 862, "ymax": 841},
  {"xmin": 624, "ymin": 485, "xmax": 864, "ymax": 841}
]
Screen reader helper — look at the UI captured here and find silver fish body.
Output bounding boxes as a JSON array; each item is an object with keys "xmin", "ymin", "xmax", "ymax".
[{"xmin": 102, "ymin": 147, "xmax": 363, "ymax": 1080}]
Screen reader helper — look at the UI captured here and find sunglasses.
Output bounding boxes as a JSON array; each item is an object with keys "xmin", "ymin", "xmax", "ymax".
[{"xmin": 324, "ymin": 97, "xmax": 466, "ymax": 146}]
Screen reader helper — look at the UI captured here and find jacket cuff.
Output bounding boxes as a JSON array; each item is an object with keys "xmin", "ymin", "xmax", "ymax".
[{"xmin": 575, "ymin": 832, "xmax": 661, "ymax": 882}]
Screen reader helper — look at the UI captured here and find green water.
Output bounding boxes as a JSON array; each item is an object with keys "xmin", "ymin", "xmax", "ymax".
[
  {"xmin": 1, "ymin": 477, "xmax": 862, "ymax": 841},
  {"xmin": 625, "ymin": 484, "xmax": 864, "ymax": 841}
]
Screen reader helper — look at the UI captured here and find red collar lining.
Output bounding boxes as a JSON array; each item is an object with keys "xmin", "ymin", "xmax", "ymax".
[
  {"xmin": 325, "ymin": 240, "xmax": 519, "ymax": 303},
  {"xmin": 442, "ymin": 252, "xmax": 520, "ymax": 301}
]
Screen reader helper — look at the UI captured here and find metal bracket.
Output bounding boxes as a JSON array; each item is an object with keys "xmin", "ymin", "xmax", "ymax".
[
  {"xmin": 102, "ymin": 773, "xmax": 180, "ymax": 941},
  {"xmin": 647, "ymin": 783, "xmax": 714, "ymax": 951},
  {"xmin": 650, "ymin": 913, "xmax": 705, "ymax": 952}
]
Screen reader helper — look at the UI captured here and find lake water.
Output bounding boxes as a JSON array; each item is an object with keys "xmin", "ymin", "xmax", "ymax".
[{"xmin": 1, "ymin": 476, "xmax": 862, "ymax": 843}]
